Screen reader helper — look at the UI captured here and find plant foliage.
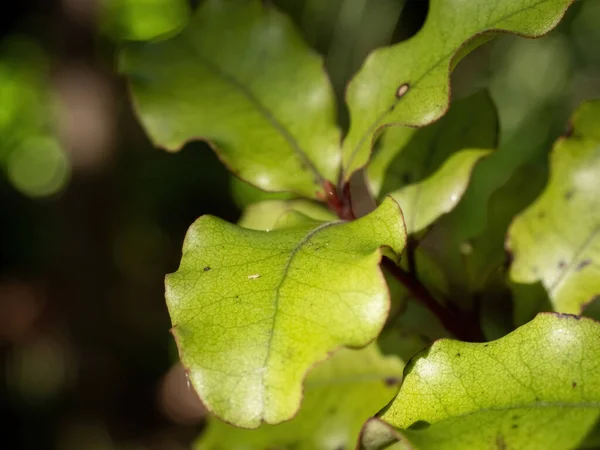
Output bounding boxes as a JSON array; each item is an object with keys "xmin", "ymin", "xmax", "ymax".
[{"xmin": 121, "ymin": 0, "xmax": 600, "ymax": 448}]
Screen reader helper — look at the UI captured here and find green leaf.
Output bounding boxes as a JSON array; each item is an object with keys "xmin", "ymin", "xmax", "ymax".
[
  {"xmin": 378, "ymin": 313, "xmax": 600, "ymax": 450},
  {"xmin": 418, "ymin": 150, "xmax": 548, "ymax": 303},
  {"xmin": 508, "ymin": 99, "xmax": 600, "ymax": 314},
  {"xmin": 196, "ymin": 344, "xmax": 404, "ymax": 450},
  {"xmin": 230, "ymin": 176, "xmax": 295, "ymax": 210},
  {"xmin": 100, "ymin": 0, "xmax": 190, "ymax": 41},
  {"xmin": 120, "ymin": 0, "xmax": 341, "ymax": 199},
  {"xmin": 238, "ymin": 199, "xmax": 336, "ymax": 231},
  {"xmin": 369, "ymin": 92, "xmax": 498, "ymax": 198},
  {"xmin": 166, "ymin": 197, "xmax": 406, "ymax": 428},
  {"xmin": 382, "ymin": 149, "xmax": 492, "ymax": 234},
  {"xmin": 391, "ymin": 150, "xmax": 489, "ymax": 235},
  {"xmin": 341, "ymin": 0, "xmax": 574, "ymax": 180},
  {"xmin": 370, "ymin": 91, "xmax": 497, "ymax": 234}
]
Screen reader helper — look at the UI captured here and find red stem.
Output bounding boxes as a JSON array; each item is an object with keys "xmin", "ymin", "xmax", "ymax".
[
  {"xmin": 382, "ymin": 258, "xmax": 484, "ymax": 342},
  {"xmin": 322, "ymin": 180, "xmax": 355, "ymax": 221}
]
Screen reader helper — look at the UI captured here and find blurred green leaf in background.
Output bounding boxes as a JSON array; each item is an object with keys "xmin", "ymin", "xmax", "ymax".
[
  {"xmin": 0, "ymin": 37, "xmax": 69, "ymax": 197},
  {"xmin": 99, "ymin": 0, "xmax": 190, "ymax": 41}
]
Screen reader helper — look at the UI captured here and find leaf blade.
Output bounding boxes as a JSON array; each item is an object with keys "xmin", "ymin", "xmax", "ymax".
[
  {"xmin": 196, "ymin": 345, "xmax": 404, "ymax": 450},
  {"xmin": 508, "ymin": 99, "xmax": 600, "ymax": 314},
  {"xmin": 342, "ymin": 0, "xmax": 574, "ymax": 179},
  {"xmin": 120, "ymin": 0, "xmax": 341, "ymax": 198},
  {"xmin": 379, "ymin": 313, "xmax": 600, "ymax": 450},
  {"xmin": 370, "ymin": 91, "xmax": 498, "ymax": 234},
  {"xmin": 166, "ymin": 197, "xmax": 406, "ymax": 428},
  {"xmin": 390, "ymin": 149, "xmax": 491, "ymax": 234},
  {"xmin": 238, "ymin": 199, "xmax": 336, "ymax": 231}
]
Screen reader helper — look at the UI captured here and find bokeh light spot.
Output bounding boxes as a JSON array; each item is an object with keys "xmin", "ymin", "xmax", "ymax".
[{"xmin": 7, "ymin": 136, "xmax": 70, "ymax": 197}]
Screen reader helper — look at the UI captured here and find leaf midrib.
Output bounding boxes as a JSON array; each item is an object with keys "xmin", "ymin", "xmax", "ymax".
[
  {"xmin": 259, "ymin": 220, "xmax": 342, "ymax": 413},
  {"xmin": 181, "ymin": 40, "xmax": 324, "ymax": 184},
  {"xmin": 346, "ymin": 0, "xmax": 559, "ymax": 172}
]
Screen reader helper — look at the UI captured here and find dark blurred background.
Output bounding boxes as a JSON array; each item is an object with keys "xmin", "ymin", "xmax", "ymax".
[{"xmin": 1, "ymin": 0, "xmax": 599, "ymax": 449}]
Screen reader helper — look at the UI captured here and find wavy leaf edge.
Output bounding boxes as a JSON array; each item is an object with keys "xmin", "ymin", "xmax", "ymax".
[
  {"xmin": 167, "ymin": 196, "xmax": 407, "ymax": 428},
  {"xmin": 342, "ymin": 0, "xmax": 576, "ymax": 181}
]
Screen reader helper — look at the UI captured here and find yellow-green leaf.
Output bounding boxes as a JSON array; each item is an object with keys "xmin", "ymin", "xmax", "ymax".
[
  {"xmin": 120, "ymin": 0, "xmax": 341, "ymax": 198},
  {"xmin": 391, "ymin": 150, "xmax": 492, "ymax": 234},
  {"xmin": 341, "ymin": 0, "xmax": 574, "ymax": 180},
  {"xmin": 418, "ymin": 154, "xmax": 548, "ymax": 302},
  {"xmin": 508, "ymin": 99, "xmax": 600, "ymax": 314},
  {"xmin": 166, "ymin": 197, "xmax": 406, "ymax": 428},
  {"xmin": 196, "ymin": 344, "xmax": 404, "ymax": 450},
  {"xmin": 370, "ymin": 92, "xmax": 497, "ymax": 234},
  {"xmin": 378, "ymin": 313, "xmax": 600, "ymax": 450},
  {"xmin": 230, "ymin": 176, "xmax": 295, "ymax": 210},
  {"xmin": 238, "ymin": 199, "xmax": 336, "ymax": 231}
]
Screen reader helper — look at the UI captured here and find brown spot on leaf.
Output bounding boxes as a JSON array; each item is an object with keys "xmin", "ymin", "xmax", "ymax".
[
  {"xmin": 538, "ymin": 210, "xmax": 546, "ymax": 219},
  {"xmin": 558, "ymin": 260, "xmax": 567, "ymax": 270},
  {"xmin": 396, "ymin": 83, "xmax": 410, "ymax": 98},
  {"xmin": 577, "ymin": 259, "xmax": 592, "ymax": 271},
  {"xmin": 496, "ymin": 434, "xmax": 507, "ymax": 450},
  {"xmin": 565, "ymin": 189, "xmax": 575, "ymax": 200},
  {"xmin": 384, "ymin": 377, "xmax": 401, "ymax": 387},
  {"xmin": 203, "ymin": 266, "xmax": 211, "ymax": 272},
  {"xmin": 572, "ymin": 381, "xmax": 577, "ymax": 388}
]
